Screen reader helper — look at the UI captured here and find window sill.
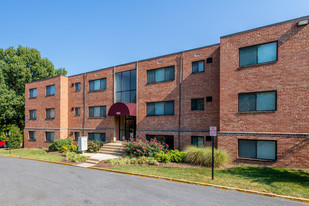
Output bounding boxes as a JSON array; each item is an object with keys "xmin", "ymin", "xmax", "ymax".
[
  {"xmin": 74, "ymin": 90, "xmax": 81, "ymax": 92},
  {"xmin": 28, "ymin": 139, "xmax": 36, "ymax": 142},
  {"xmin": 237, "ymin": 157, "xmax": 276, "ymax": 162},
  {"xmin": 238, "ymin": 60, "xmax": 277, "ymax": 70},
  {"xmin": 45, "ymin": 118, "xmax": 55, "ymax": 120},
  {"xmin": 29, "ymin": 97, "xmax": 37, "ymax": 99},
  {"xmin": 29, "ymin": 119, "xmax": 37, "ymax": 121},
  {"xmin": 237, "ymin": 111, "xmax": 276, "ymax": 115},
  {"xmin": 45, "ymin": 141, "xmax": 53, "ymax": 143},
  {"xmin": 88, "ymin": 89, "xmax": 106, "ymax": 93},
  {"xmin": 192, "ymin": 71, "xmax": 205, "ymax": 74},
  {"xmin": 45, "ymin": 94, "xmax": 55, "ymax": 97},
  {"xmin": 191, "ymin": 109, "xmax": 204, "ymax": 111},
  {"xmin": 88, "ymin": 117, "xmax": 106, "ymax": 119},
  {"xmin": 146, "ymin": 114, "xmax": 175, "ymax": 117},
  {"xmin": 146, "ymin": 79, "xmax": 174, "ymax": 85}
]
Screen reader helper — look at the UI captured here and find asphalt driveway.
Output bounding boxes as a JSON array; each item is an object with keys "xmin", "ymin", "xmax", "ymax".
[{"xmin": 0, "ymin": 156, "xmax": 305, "ymax": 206}]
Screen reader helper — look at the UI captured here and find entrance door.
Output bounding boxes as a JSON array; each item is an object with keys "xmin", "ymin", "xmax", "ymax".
[{"xmin": 119, "ymin": 116, "xmax": 136, "ymax": 140}]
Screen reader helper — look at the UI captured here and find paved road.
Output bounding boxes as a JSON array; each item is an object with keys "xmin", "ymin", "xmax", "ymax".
[{"xmin": 0, "ymin": 157, "xmax": 305, "ymax": 206}]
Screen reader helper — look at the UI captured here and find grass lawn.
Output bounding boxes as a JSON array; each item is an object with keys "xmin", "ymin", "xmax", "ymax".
[
  {"xmin": 111, "ymin": 165, "xmax": 309, "ymax": 199},
  {"xmin": 0, "ymin": 149, "xmax": 63, "ymax": 162}
]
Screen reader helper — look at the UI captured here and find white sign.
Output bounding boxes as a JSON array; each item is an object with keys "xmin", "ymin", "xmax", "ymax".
[
  {"xmin": 210, "ymin": 126, "xmax": 217, "ymax": 136},
  {"xmin": 78, "ymin": 136, "xmax": 88, "ymax": 151}
]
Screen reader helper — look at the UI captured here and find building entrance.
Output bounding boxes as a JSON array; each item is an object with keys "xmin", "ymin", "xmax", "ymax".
[{"xmin": 119, "ymin": 116, "xmax": 136, "ymax": 141}]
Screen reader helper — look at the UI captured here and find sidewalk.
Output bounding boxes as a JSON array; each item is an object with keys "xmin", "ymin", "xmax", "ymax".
[{"xmin": 77, "ymin": 153, "xmax": 120, "ymax": 168}]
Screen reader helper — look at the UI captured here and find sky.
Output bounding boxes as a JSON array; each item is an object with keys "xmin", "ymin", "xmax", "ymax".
[{"xmin": 1, "ymin": 0, "xmax": 308, "ymax": 76}]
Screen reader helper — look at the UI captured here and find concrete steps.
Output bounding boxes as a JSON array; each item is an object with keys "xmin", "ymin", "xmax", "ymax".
[{"xmin": 98, "ymin": 141, "xmax": 124, "ymax": 156}]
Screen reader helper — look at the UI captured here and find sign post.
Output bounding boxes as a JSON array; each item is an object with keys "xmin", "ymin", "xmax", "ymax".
[
  {"xmin": 78, "ymin": 136, "xmax": 88, "ymax": 154},
  {"xmin": 210, "ymin": 126, "xmax": 217, "ymax": 180}
]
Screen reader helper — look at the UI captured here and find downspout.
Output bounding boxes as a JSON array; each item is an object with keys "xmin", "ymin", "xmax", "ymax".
[
  {"xmin": 178, "ymin": 51, "xmax": 184, "ymax": 150},
  {"xmin": 82, "ymin": 73, "xmax": 87, "ymax": 136},
  {"xmin": 113, "ymin": 66, "xmax": 116, "ymax": 141},
  {"xmin": 136, "ymin": 61, "xmax": 138, "ymax": 138}
]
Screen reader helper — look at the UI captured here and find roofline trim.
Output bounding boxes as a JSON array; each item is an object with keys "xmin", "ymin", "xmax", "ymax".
[{"xmin": 220, "ymin": 15, "xmax": 309, "ymax": 38}]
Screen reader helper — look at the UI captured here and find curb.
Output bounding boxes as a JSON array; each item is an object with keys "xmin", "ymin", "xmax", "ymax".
[{"xmin": 0, "ymin": 154, "xmax": 308, "ymax": 204}]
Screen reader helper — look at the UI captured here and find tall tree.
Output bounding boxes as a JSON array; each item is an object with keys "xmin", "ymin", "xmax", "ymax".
[{"xmin": 0, "ymin": 46, "xmax": 67, "ymax": 129}]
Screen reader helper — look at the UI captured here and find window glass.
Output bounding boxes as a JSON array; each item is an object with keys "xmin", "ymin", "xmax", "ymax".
[
  {"xmin": 29, "ymin": 131, "xmax": 36, "ymax": 141},
  {"xmin": 146, "ymin": 135, "xmax": 174, "ymax": 149},
  {"xmin": 238, "ymin": 140, "xmax": 256, "ymax": 159},
  {"xmin": 30, "ymin": 110, "xmax": 37, "ymax": 119},
  {"xmin": 155, "ymin": 68, "xmax": 165, "ymax": 82},
  {"xmin": 258, "ymin": 42, "xmax": 277, "ymax": 63},
  {"xmin": 239, "ymin": 46, "xmax": 257, "ymax": 67},
  {"xmin": 100, "ymin": 106, "xmax": 106, "ymax": 117},
  {"xmin": 164, "ymin": 101, "xmax": 174, "ymax": 115},
  {"xmin": 46, "ymin": 85, "xmax": 55, "ymax": 96},
  {"xmin": 257, "ymin": 141, "xmax": 276, "ymax": 160},
  {"xmin": 198, "ymin": 61, "xmax": 204, "ymax": 72},
  {"xmin": 46, "ymin": 109, "xmax": 55, "ymax": 119},
  {"xmin": 191, "ymin": 98, "xmax": 204, "ymax": 110},
  {"xmin": 89, "ymin": 106, "xmax": 106, "ymax": 117},
  {"xmin": 147, "ymin": 103, "xmax": 155, "ymax": 116},
  {"xmin": 75, "ymin": 107, "xmax": 80, "ymax": 116},
  {"xmin": 192, "ymin": 62, "xmax": 198, "ymax": 73},
  {"xmin": 46, "ymin": 132, "xmax": 54, "ymax": 142},
  {"xmin": 239, "ymin": 93, "xmax": 256, "ymax": 112},
  {"xmin": 94, "ymin": 106, "xmax": 100, "ymax": 117},
  {"xmin": 192, "ymin": 136, "xmax": 204, "ymax": 147},
  {"xmin": 130, "ymin": 90, "xmax": 136, "ymax": 103},
  {"xmin": 75, "ymin": 83, "xmax": 81, "ymax": 91},
  {"xmin": 30, "ymin": 88, "xmax": 37, "ymax": 98},
  {"xmin": 147, "ymin": 70, "xmax": 155, "ymax": 84},
  {"xmin": 116, "ymin": 73, "xmax": 122, "ymax": 92},
  {"xmin": 116, "ymin": 92, "xmax": 122, "ymax": 102},
  {"xmin": 155, "ymin": 102, "xmax": 164, "ymax": 115},
  {"xmin": 122, "ymin": 91, "xmax": 131, "ymax": 103},
  {"xmin": 89, "ymin": 133, "xmax": 106, "ymax": 141},
  {"xmin": 74, "ymin": 132, "xmax": 80, "ymax": 141},
  {"xmin": 122, "ymin": 71, "xmax": 131, "ymax": 91},
  {"xmin": 89, "ymin": 79, "xmax": 106, "ymax": 91},
  {"xmin": 256, "ymin": 92, "xmax": 276, "ymax": 111},
  {"xmin": 94, "ymin": 80, "xmax": 100, "ymax": 90},
  {"xmin": 130, "ymin": 69, "xmax": 136, "ymax": 90},
  {"xmin": 89, "ymin": 107, "xmax": 94, "ymax": 117},
  {"xmin": 165, "ymin": 66, "xmax": 175, "ymax": 80}
]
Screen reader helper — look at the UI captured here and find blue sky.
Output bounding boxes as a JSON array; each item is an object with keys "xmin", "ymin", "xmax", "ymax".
[{"xmin": 1, "ymin": 0, "xmax": 308, "ymax": 76}]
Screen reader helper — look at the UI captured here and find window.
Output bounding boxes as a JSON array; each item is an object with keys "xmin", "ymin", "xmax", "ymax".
[
  {"xmin": 46, "ymin": 85, "xmax": 55, "ymax": 96},
  {"xmin": 238, "ymin": 91, "xmax": 276, "ymax": 112},
  {"xmin": 206, "ymin": 136, "xmax": 212, "ymax": 141},
  {"xmin": 45, "ymin": 132, "xmax": 54, "ymax": 142},
  {"xmin": 88, "ymin": 133, "xmax": 106, "ymax": 142},
  {"xmin": 238, "ymin": 140, "xmax": 276, "ymax": 160},
  {"xmin": 89, "ymin": 78, "xmax": 106, "ymax": 92},
  {"xmin": 147, "ymin": 66, "xmax": 175, "ymax": 84},
  {"xmin": 146, "ymin": 101, "xmax": 174, "ymax": 116},
  {"xmin": 191, "ymin": 98, "xmax": 204, "ymax": 111},
  {"xmin": 239, "ymin": 41, "xmax": 277, "ymax": 67},
  {"xmin": 146, "ymin": 135, "xmax": 174, "ymax": 149},
  {"xmin": 75, "ymin": 107, "xmax": 81, "ymax": 116},
  {"xmin": 29, "ymin": 131, "xmax": 36, "ymax": 141},
  {"xmin": 29, "ymin": 110, "xmax": 37, "ymax": 120},
  {"xmin": 74, "ymin": 132, "xmax": 80, "ymax": 141},
  {"xmin": 206, "ymin": 96, "xmax": 213, "ymax": 102},
  {"xmin": 191, "ymin": 136, "xmax": 204, "ymax": 147},
  {"xmin": 115, "ymin": 70, "xmax": 136, "ymax": 103},
  {"xmin": 46, "ymin": 108, "xmax": 55, "ymax": 119},
  {"xmin": 29, "ymin": 88, "xmax": 37, "ymax": 98},
  {"xmin": 75, "ymin": 83, "xmax": 81, "ymax": 91},
  {"xmin": 89, "ymin": 106, "xmax": 106, "ymax": 118},
  {"xmin": 192, "ymin": 60, "xmax": 205, "ymax": 73}
]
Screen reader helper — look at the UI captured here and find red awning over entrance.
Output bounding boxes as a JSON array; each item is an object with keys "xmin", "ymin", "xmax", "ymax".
[{"xmin": 108, "ymin": 102, "xmax": 136, "ymax": 116}]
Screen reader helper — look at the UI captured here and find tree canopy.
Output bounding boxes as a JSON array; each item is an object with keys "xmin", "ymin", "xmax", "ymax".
[{"xmin": 0, "ymin": 46, "xmax": 67, "ymax": 129}]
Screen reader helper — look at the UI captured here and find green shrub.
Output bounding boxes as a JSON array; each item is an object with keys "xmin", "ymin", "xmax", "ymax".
[
  {"xmin": 0, "ymin": 125, "xmax": 23, "ymax": 149},
  {"xmin": 48, "ymin": 138, "xmax": 73, "ymax": 152},
  {"xmin": 65, "ymin": 151, "xmax": 87, "ymax": 163},
  {"xmin": 168, "ymin": 150, "xmax": 184, "ymax": 163},
  {"xmin": 155, "ymin": 151, "xmax": 171, "ymax": 163},
  {"xmin": 61, "ymin": 145, "xmax": 69, "ymax": 152},
  {"xmin": 130, "ymin": 158, "xmax": 137, "ymax": 164},
  {"xmin": 184, "ymin": 146, "xmax": 229, "ymax": 167},
  {"xmin": 107, "ymin": 159, "xmax": 115, "ymax": 165},
  {"xmin": 147, "ymin": 157, "xmax": 159, "ymax": 165},
  {"xmin": 138, "ymin": 156, "xmax": 147, "ymax": 164},
  {"xmin": 68, "ymin": 144, "xmax": 77, "ymax": 151}
]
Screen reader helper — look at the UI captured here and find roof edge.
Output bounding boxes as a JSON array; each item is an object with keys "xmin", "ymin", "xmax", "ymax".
[{"xmin": 220, "ymin": 15, "xmax": 309, "ymax": 39}]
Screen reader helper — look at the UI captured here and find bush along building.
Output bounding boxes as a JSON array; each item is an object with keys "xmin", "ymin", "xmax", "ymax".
[{"xmin": 24, "ymin": 16, "xmax": 309, "ymax": 168}]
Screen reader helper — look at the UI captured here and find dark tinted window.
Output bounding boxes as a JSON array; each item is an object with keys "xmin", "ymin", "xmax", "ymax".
[
  {"xmin": 89, "ymin": 78, "xmax": 106, "ymax": 92},
  {"xmin": 88, "ymin": 133, "xmax": 106, "ymax": 142},
  {"xmin": 46, "ymin": 85, "xmax": 55, "ymax": 96},
  {"xmin": 191, "ymin": 98, "xmax": 204, "ymax": 111},
  {"xmin": 146, "ymin": 101, "xmax": 174, "ymax": 116},
  {"xmin": 89, "ymin": 106, "xmax": 106, "ymax": 117},
  {"xmin": 29, "ymin": 88, "xmax": 37, "ymax": 98},
  {"xmin": 191, "ymin": 136, "xmax": 204, "ymax": 147},
  {"xmin": 147, "ymin": 66, "xmax": 175, "ymax": 84},
  {"xmin": 239, "ymin": 91, "xmax": 276, "ymax": 112},
  {"xmin": 192, "ymin": 60, "xmax": 204, "ymax": 73}
]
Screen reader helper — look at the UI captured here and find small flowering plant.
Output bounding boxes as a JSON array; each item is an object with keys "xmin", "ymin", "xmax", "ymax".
[
  {"xmin": 123, "ymin": 138, "xmax": 168, "ymax": 157},
  {"xmin": 88, "ymin": 140, "xmax": 104, "ymax": 153}
]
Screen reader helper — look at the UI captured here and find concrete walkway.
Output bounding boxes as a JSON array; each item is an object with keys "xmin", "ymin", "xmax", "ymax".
[{"xmin": 77, "ymin": 153, "xmax": 120, "ymax": 168}]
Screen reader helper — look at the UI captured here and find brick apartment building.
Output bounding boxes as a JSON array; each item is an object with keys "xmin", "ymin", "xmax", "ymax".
[{"xmin": 24, "ymin": 16, "xmax": 309, "ymax": 168}]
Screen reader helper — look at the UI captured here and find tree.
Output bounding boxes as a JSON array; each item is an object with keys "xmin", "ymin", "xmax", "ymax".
[{"xmin": 0, "ymin": 46, "xmax": 67, "ymax": 130}]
